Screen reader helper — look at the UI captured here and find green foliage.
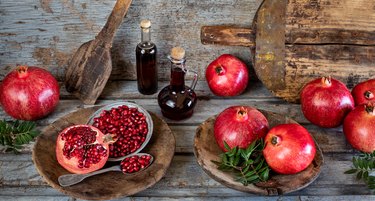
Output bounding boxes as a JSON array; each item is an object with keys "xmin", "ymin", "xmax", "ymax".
[
  {"xmin": 0, "ymin": 120, "xmax": 40, "ymax": 153},
  {"xmin": 345, "ymin": 151, "xmax": 375, "ymax": 194},
  {"xmin": 212, "ymin": 139, "xmax": 271, "ymax": 186}
]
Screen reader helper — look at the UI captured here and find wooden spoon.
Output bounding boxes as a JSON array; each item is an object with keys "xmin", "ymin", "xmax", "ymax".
[{"xmin": 65, "ymin": 0, "xmax": 133, "ymax": 105}]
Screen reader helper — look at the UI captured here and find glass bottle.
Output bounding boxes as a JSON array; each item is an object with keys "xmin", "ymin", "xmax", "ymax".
[
  {"xmin": 136, "ymin": 19, "xmax": 158, "ymax": 95},
  {"xmin": 158, "ymin": 47, "xmax": 198, "ymax": 120}
]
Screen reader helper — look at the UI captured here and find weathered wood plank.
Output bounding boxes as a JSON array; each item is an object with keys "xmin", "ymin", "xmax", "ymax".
[
  {"xmin": 0, "ymin": 154, "xmax": 372, "ymax": 196},
  {"xmin": 0, "ymin": 196, "xmax": 374, "ymax": 201},
  {"xmin": 0, "ymin": 0, "xmax": 261, "ymax": 81},
  {"xmin": 275, "ymin": 44, "xmax": 375, "ymax": 102},
  {"xmin": 286, "ymin": 0, "xmax": 375, "ymax": 45},
  {"xmin": 59, "ymin": 80, "xmax": 275, "ymax": 100},
  {"xmin": 0, "ymin": 99, "xmax": 306, "ymax": 125}
]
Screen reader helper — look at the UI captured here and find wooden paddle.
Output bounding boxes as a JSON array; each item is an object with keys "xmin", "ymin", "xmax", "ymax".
[
  {"xmin": 65, "ymin": 0, "xmax": 133, "ymax": 105},
  {"xmin": 201, "ymin": 0, "xmax": 375, "ymax": 103}
]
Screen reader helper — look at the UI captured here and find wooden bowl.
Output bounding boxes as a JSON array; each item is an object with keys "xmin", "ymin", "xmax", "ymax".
[
  {"xmin": 32, "ymin": 106, "xmax": 176, "ymax": 200},
  {"xmin": 194, "ymin": 110, "xmax": 324, "ymax": 195}
]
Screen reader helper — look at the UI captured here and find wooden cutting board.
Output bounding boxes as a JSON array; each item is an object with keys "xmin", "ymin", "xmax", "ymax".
[{"xmin": 201, "ymin": 0, "xmax": 375, "ymax": 103}]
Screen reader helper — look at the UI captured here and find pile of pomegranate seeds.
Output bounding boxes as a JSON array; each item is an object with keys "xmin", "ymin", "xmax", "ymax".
[
  {"xmin": 120, "ymin": 155, "xmax": 152, "ymax": 173},
  {"xmin": 61, "ymin": 126, "xmax": 107, "ymax": 169},
  {"xmin": 92, "ymin": 105, "xmax": 149, "ymax": 158}
]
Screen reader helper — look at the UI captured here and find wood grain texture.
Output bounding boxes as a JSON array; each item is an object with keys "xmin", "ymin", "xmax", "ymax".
[
  {"xmin": 200, "ymin": 0, "xmax": 375, "ymax": 103},
  {"xmin": 201, "ymin": 26, "xmax": 255, "ymax": 47},
  {"xmin": 0, "ymin": 154, "xmax": 372, "ymax": 196},
  {"xmin": 0, "ymin": 0, "xmax": 262, "ymax": 81},
  {"xmin": 194, "ymin": 112, "xmax": 323, "ymax": 195},
  {"xmin": 32, "ymin": 107, "xmax": 175, "ymax": 200},
  {"xmin": 286, "ymin": 0, "xmax": 375, "ymax": 45}
]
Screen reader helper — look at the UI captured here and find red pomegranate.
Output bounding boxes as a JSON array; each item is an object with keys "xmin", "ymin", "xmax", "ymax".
[
  {"xmin": 206, "ymin": 54, "xmax": 249, "ymax": 97},
  {"xmin": 263, "ymin": 124, "xmax": 316, "ymax": 174},
  {"xmin": 214, "ymin": 106, "xmax": 269, "ymax": 151},
  {"xmin": 56, "ymin": 125, "xmax": 114, "ymax": 174},
  {"xmin": 343, "ymin": 104, "xmax": 375, "ymax": 153},
  {"xmin": 351, "ymin": 79, "xmax": 375, "ymax": 106},
  {"xmin": 0, "ymin": 66, "xmax": 59, "ymax": 120},
  {"xmin": 300, "ymin": 77, "xmax": 354, "ymax": 128}
]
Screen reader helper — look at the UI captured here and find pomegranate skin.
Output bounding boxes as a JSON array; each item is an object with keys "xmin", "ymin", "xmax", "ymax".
[
  {"xmin": 300, "ymin": 77, "xmax": 354, "ymax": 128},
  {"xmin": 351, "ymin": 79, "xmax": 375, "ymax": 106},
  {"xmin": 343, "ymin": 104, "xmax": 375, "ymax": 153},
  {"xmin": 263, "ymin": 124, "xmax": 316, "ymax": 175},
  {"xmin": 56, "ymin": 125, "xmax": 109, "ymax": 174},
  {"xmin": 206, "ymin": 54, "xmax": 249, "ymax": 97},
  {"xmin": 214, "ymin": 106, "xmax": 269, "ymax": 152},
  {"xmin": 0, "ymin": 66, "xmax": 59, "ymax": 120}
]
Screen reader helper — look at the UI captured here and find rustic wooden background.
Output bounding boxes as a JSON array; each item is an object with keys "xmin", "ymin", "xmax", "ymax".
[{"xmin": 0, "ymin": 0, "xmax": 263, "ymax": 81}]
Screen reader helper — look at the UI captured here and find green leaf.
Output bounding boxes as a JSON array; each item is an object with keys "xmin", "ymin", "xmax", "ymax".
[
  {"xmin": 353, "ymin": 157, "xmax": 359, "ymax": 168},
  {"xmin": 233, "ymin": 154, "xmax": 241, "ymax": 166},
  {"xmin": 357, "ymin": 171, "xmax": 363, "ymax": 180},
  {"xmin": 0, "ymin": 120, "xmax": 39, "ymax": 152},
  {"xmin": 363, "ymin": 171, "xmax": 369, "ymax": 180},
  {"xmin": 260, "ymin": 168, "xmax": 270, "ymax": 181},
  {"xmin": 223, "ymin": 141, "xmax": 231, "ymax": 152},
  {"xmin": 222, "ymin": 154, "xmax": 229, "ymax": 164},
  {"xmin": 246, "ymin": 174, "xmax": 259, "ymax": 182},
  {"xmin": 245, "ymin": 170, "xmax": 256, "ymax": 177},
  {"xmin": 344, "ymin": 169, "xmax": 358, "ymax": 174}
]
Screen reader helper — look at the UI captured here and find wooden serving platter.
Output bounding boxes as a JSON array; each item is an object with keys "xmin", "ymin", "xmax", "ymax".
[
  {"xmin": 32, "ymin": 106, "xmax": 176, "ymax": 200},
  {"xmin": 201, "ymin": 0, "xmax": 375, "ymax": 103},
  {"xmin": 194, "ymin": 110, "xmax": 323, "ymax": 195}
]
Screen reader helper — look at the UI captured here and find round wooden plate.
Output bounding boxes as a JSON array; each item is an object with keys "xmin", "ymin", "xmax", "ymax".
[
  {"xmin": 194, "ymin": 110, "xmax": 324, "ymax": 195},
  {"xmin": 32, "ymin": 106, "xmax": 176, "ymax": 200}
]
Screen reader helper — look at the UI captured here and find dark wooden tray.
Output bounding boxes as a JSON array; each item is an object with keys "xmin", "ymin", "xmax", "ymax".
[
  {"xmin": 32, "ymin": 106, "xmax": 176, "ymax": 200},
  {"xmin": 194, "ymin": 110, "xmax": 324, "ymax": 195}
]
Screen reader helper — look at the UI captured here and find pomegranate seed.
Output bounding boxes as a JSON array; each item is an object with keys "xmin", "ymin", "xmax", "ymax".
[
  {"xmin": 120, "ymin": 155, "xmax": 151, "ymax": 174},
  {"xmin": 92, "ymin": 105, "xmax": 149, "ymax": 158}
]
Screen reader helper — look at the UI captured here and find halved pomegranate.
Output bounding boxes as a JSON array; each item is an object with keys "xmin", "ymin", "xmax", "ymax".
[{"xmin": 56, "ymin": 125, "xmax": 114, "ymax": 174}]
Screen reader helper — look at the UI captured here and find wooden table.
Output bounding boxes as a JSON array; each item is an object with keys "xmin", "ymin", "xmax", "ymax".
[
  {"xmin": 1, "ymin": 0, "xmax": 375, "ymax": 200},
  {"xmin": 0, "ymin": 80, "xmax": 374, "ymax": 200}
]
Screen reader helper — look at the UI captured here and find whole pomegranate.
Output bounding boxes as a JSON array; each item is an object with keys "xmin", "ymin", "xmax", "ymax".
[
  {"xmin": 0, "ymin": 66, "xmax": 59, "ymax": 120},
  {"xmin": 214, "ymin": 106, "xmax": 269, "ymax": 152},
  {"xmin": 300, "ymin": 77, "xmax": 354, "ymax": 128},
  {"xmin": 351, "ymin": 79, "xmax": 375, "ymax": 106},
  {"xmin": 56, "ymin": 125, "xmax": 114, "ymax": 174},
  {"xmin": 343, "ymin": 104, "xmax": 375, "ymax": 153},
  {"xmin": 263, "ymin": 124, "xmax": 316, "ymax": 174},
  {"xmin": 206, "ymin": 54, "xmax": 249, "ymax": 97}
]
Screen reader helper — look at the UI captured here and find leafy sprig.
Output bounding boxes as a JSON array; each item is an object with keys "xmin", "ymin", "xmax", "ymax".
[
  {"xmin": 0, "ymin": 120, "xmax": 40, "ymax": 153},
  {"xmin": 212, "ymin": 139, "xmax": 270, "ymax": 186},
  {"xmin": 345, "ymin": 151, "xmax": 375, "ymax": 194}
]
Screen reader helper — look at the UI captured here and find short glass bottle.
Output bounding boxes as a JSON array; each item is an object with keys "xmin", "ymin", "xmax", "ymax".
[
  {"xmin": 157, "ymin": 47, "xmax": 198, "ymax": 120},
  {"xmin": 136, "ymin": 19, "xmax": 158, "ymax": 95}
]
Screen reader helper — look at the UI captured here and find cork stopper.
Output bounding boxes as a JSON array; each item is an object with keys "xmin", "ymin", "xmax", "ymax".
[
  {"xmin": 170, "ymin": 47, "xmax": 185, "ymax": 60},
  {"xmin": 140, "ymin": 20, "xmax": 151, "ymax": 28}
]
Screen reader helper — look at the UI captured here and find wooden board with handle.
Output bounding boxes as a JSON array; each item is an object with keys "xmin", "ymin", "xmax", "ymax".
[{"xmin": 201, "ymin": 0, "xmax": 375, "ymax": 103}]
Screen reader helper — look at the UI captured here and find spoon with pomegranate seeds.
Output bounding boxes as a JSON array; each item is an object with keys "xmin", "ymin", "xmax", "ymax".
[{"xmin": 58, "ymin": 153, "xmax": 153, "ymax": 187}]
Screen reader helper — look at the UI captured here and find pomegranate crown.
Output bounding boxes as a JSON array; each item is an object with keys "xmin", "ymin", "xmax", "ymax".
[
  {"xmin": 321, "ymin": 76, "xmax": 332, "ymax": 87},
  {"xmin": 365, "ymin": 103, "xmax": 375, "ymax": 115}
]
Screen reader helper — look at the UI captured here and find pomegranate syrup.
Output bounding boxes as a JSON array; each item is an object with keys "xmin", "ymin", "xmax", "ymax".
[
  {"xmin": 158, "ymin": 47, "xmax": 198, "ymax": 120},
  {"xmin": 136, "ymin": 45, "xmax": 157, "ymax": 94},
  {"xmin": 136, "ymin": 20, "xmax": 158, "ymax": 95}
]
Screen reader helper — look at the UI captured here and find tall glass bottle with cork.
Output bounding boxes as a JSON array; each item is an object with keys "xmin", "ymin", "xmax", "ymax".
[
  {"xmin": 136, "ymin": 19, "xmax": 158, "ymax": 95},
  {"xmin": 158, "ymin": 47, "xmax": 198, "ymax": 120}
]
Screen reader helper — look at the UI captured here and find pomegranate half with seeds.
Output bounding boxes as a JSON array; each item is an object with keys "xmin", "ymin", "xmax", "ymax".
[{"xmin": 56, "ymin": 125, "xmax": 114, "ymax": 174}]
